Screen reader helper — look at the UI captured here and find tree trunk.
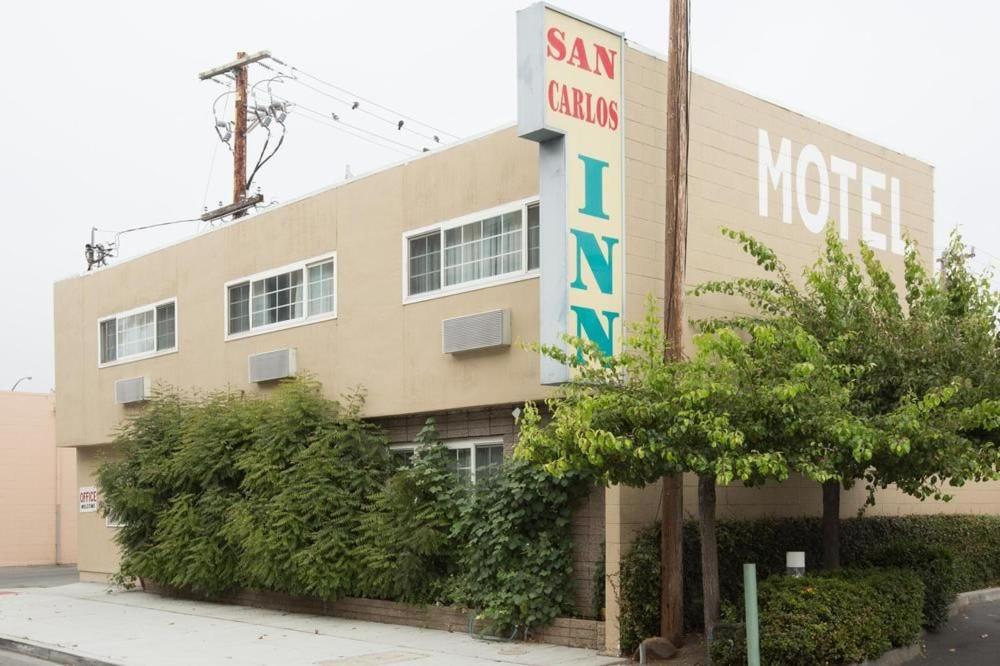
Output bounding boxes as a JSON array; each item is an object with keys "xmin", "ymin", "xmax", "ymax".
[
  {"xmin": 698, "ymin": 474, "xmax": 720, "ymax": 640},
  {"xmin": 822, "ymin": 480, "xmax": 841, "ymax": 570}
]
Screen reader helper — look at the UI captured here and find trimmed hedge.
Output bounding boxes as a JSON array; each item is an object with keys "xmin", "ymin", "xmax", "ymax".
[
  {"xmin": 712, "ymin": 568, "xmax": 924, "ymax": 666},
  {"xmin": 618, "ymin": 514, "xmax": 999, "ymax": 652},
  {"xmin": 860, "ymin": 542, "xmax": 957, "ymax": 630}
]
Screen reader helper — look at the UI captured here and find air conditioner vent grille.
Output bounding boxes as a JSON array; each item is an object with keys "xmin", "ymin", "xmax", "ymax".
[
  {"xmin": 115, "ymin": 377, "xmax": 150, "ymax": 405},
  {"xmin": 442, "ymin": 309, "xmax": 511, "ymax": 354},
  {"xmin": 248, "ymin": 348, "xmax": 297, "ymax": 383}
]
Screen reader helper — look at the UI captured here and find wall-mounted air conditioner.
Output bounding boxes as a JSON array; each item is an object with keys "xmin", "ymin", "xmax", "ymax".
[
  {"xmin": 248, "ymin": 348, "xmax": 297, "ymax": 383},
  {"xmin": 442, "ymin": 309, "xmax": 512, "ymax": 354},
  {"xmin": 114, "ymin": 376, "xmax": 151, "ymax": 405}
]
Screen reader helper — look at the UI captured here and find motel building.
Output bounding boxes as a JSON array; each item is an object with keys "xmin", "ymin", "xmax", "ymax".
[{"xmin": 53, "ymin": 4, "xmax": 1000, "ymax": 655}]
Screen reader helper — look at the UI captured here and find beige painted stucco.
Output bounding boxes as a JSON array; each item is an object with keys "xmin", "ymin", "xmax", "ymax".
[
  {"xmin": 52, "ymin": 36, "xmax": 995, "ymax": 654},
  {"xmin": 0, "ymin": 391, "xmax": 77, "ymax": 566}
]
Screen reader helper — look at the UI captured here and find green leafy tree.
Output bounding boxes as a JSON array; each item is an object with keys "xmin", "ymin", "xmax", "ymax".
[
  {"xmin": 517, "ymin": 299, "xmax": 871, "ymax": 636},
  {"xmin": 356, "ymin": 418, "xmax": 465, "ymax": 603},
  {"xmin": 693, "ymin": 227, "xmax": 1000, "ymax": 567}
]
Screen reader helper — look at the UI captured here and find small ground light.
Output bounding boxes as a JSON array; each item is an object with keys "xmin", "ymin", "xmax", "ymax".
[{"xmin": 786, "ymin": 551, "xmax": 806, "ymax": 577}]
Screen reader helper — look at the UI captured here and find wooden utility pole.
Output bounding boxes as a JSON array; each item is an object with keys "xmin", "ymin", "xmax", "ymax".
[
  {"xmin": 198, "ymin": 50, "xmax": 272, "ymax": 221},
  {"xmin": 232, "ymin": 51, "xmax": 249, "ymax": 218},
  {"xmin": 661, "ymin": 0, "xmax": 690, "ymax": 647}
]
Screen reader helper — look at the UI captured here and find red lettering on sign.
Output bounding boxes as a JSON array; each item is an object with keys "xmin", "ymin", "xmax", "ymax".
[
  {"xmin": 546, "ymin": 80, "xmax": 619, "ymax": 133},
  {"xmin": 546, "ymin": 28, "xmax": 566, "ymax": 60},
  {"xmin": 545, "ymin": 27, "xmax": 618, "ymax": 81},
  {"xmin": 593, "ymin": 44, "xmax": 617, "ymax": 80}
]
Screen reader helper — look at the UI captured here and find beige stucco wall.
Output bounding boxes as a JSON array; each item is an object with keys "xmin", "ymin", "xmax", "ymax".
[
  {"xmin": 0, "ymin": 392, "xmax": 77, "ymax": 566},
  {"xmin": 54, "ymin": 128, "xmax": 546, "ymax": 450},
  {"xmin": 74, "ymin": 445, "xmax": 120, "ymax": 581}
]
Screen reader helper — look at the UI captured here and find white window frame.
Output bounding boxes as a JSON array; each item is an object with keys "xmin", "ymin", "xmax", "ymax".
[
  {"xmin": 223, "ymin": 251, "xmax": 337, "ymax": 341},
  {"xmin": 401, "ymin": 197, "xmax": 540, "ymax": 304},
  {"xmin": 96, "ymin": 297, "xmax": 178, "ymax": 369},
  {"xmin": 390, "ymin": 438, "xmax": 505, "ymax": 484}
]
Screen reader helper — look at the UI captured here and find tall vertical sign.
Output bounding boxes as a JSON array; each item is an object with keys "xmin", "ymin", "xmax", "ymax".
[{"xmin": 517, "ymin": 3, "xmax": 625, "ymax": 384}]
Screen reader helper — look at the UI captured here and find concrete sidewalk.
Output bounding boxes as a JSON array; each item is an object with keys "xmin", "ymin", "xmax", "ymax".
[{"xmin": 0, "ymin": 583, "xmax": 626, "ymax": 666}]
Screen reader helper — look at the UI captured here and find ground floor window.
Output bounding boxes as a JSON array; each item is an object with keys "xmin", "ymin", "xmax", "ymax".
[{"xmin": 391, "ymin": 439, "xmax": 504, "ymax": 483}]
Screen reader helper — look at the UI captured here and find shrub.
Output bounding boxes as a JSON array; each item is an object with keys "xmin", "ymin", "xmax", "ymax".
[
  {"xmin": 356, "ymin": 420, "xmax": 464, "ymax": 604},
  {"xmin": 818, "ymin": 567, "xmax": 924, "ymax": 647},
  {"xmin": 860, "ymin": 542, "xmax": 957, "ymax": 630},
  {"xmin": 99, "ymin": 379, "xmax": 393, "ymax": 600},
  {"xmin": 712, "ymin": 572, "xmax": 921, "ymax": 666},
  {"xmin": 450, "ymin": 459, "xmax": 585, "ymax": 634},
  {"xmin": 227, "ymin": 383, "xmax": 391, "ymax": 600},
  {"xmin": 618, "ymin": 515, "xmax": 992, "ymax": 653},
  {"xmin": 618, "ymin": 524, "xmax": 661, "ymax": 652}
]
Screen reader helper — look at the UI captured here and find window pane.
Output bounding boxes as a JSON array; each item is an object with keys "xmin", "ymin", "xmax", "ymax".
[
  {"xmin": 252, "ymin": 269, "xmax": 303, "ymax": 327},
  {"xmin": 527, "ymin": 204, "xmax": 540, "ymax": 270},
  {"xmin": 442, "ymin": 209, "xmax": 524, "ymax": 289},
  {"xmin": 475, "ymin": 444, "xmax": 504, "ymax": 482},
  {"xmin": 116, "ymin": 309, "xmax": 155, "ymax": 358},
  {"xmin": 452, "ymin": 448, "xmax": 472, "ymax": 484},
  {"xmin": 228, "ymin": 283, "xmax": 250, "ymax": 335},
  {"xmin": 307, "ymin": 260, "xmax": 335, "ymax": 316},
  {"xmin": 392, "ymin": 449, "xmax": 414, "ymax": 468},
  {"xmin": 155, "ymin": 302, "xmax": 176, "ymax": 351},
  {"xmin": 408, "ymin": 232, "xmax": 441, "ymax": 295},
  {"xmin": 99, "ymin": 319, "xmax": 117, "ymax": 363}
]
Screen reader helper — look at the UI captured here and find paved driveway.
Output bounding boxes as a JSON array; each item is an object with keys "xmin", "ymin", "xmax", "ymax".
[
  {"xmin": 0, "ymin": 566, "xmax": 78, "ymax": 589},
  {"xmin": 917, "ymin": 601, "xmax": 1000, "ymax": 665}
]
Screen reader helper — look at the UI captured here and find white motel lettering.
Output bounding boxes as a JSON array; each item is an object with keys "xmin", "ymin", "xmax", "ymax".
[{"xmin": 758, "ymin": 128, "xmax": 904, "ymax": 255}]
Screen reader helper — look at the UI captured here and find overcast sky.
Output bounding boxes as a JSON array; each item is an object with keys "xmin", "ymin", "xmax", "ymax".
[{"xmin": 1, "ymin": 1, "xmax": 997, "ymax": 392}]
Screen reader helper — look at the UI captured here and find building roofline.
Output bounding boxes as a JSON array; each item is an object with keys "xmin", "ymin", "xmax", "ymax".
[
  {"xmin": 57, "ymin": 121, "xmax": 519, "ymax": 284},
  {"xmin": 625, "ymin": 39, "xmax": 935, "ymax": 168},
  {"xmin": 59, "ymin": 40, "xmax": 935, "ymax": 285}
]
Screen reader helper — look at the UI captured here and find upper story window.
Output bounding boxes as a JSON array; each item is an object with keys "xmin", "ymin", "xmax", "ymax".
[
  {"xmin": 98, "ymin": 298, "xmax": 177, "ymax": 367},
  {"xmin": 226, "ymin": 253, "xmax": 336, "ymax": 339},
  {"xmin": 404, "ymin": 199, "xmax": 540, "ymax": 301},
  {"xmin": 390, "ymin": 439, "xmax": 505, "ymax": 484}
]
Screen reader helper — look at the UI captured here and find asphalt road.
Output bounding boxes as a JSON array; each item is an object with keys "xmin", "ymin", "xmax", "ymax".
[
  {"xmin": 0, "ymin": 566, "xmax": 78, "ymax": 589},
  {"xmin": 918, "ymin": 601, "xmax": 1000, "ymax": 664}
]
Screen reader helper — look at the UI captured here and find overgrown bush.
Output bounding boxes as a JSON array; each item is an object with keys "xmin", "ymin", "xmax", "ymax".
[
  {"xmin": 356, "ymin": 419, "xmax": 464, "ymax": 603},
  {"xmin": 99, "ymin": 379, "xmax": 392, "ymax": 600},
  {"xmin": 450, "ymin": 459, "xmax": 585, "ymax": 634},
  {"xmin": 618, "ymin": 515, "xmax": 993, "ymax": 653},
  {"xmin": 712, "ymin": 569, "xmax": 923, "ymax": 666},
  {"xmin": 860, "ymin": 542, "xmax": 956, "ymax": 630},
  {"xmin": 617, "ymin": 524, "xmax": 660, "ymax": 652},
  {"xmin": 100, "ymin": 380, "xmax": 586, "ymax": 632}
]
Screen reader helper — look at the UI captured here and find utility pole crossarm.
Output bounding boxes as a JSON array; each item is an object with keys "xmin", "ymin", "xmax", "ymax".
[{"xmin": 198, "ymin": 51, "xmax": 272, "ymax": 80}]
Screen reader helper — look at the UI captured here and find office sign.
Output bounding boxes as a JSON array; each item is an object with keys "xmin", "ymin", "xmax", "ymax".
[
  {"xmin": 79, "ymin": 486, "xmax": 98, "ymax": 513},
  {"xmin": 517, "ymin": 2, "xmax": 624, "ymax": 384}
]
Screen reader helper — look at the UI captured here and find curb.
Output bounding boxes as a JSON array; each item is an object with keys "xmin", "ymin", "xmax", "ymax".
[
  {"xmin": 854, "ymin": 643, "xmax": 923, "ymax": 666},
  {"xmin": 0, "ymin": 636, "xmax": 119, "ymax": 666},
  {"xmin": 852, "ymin": 587, "xmax": 1000, "ymax": 666},
  {"xmin": 949, "ymin": 586, "xmax": 1000, "ymax": 615}
]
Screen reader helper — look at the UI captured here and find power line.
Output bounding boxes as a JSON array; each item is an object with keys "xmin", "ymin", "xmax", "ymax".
[
  {"xmin": 268, "ymin": 90, "xmax": 426, "ymax": 154},
  {"xmin": 292, "ymin": 108, "xmax": 417, "ymax": 157},
  {"xmin": 272, "ymin": 60, "xmax": 459, "ymax": 141},
  {"xmin": 283, "ymin": 74, "xmax": 443, "ymax": 145}
]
